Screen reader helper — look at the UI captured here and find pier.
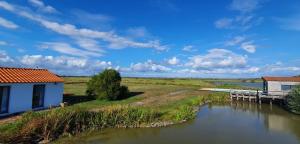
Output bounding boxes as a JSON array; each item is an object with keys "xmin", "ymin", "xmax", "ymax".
[{"xmin": 200, "ymin": 88, "xmax": 286, "ymax": 104}]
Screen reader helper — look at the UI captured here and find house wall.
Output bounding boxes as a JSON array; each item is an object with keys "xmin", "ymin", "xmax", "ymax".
[
  {"xmin": 0, "ymin": 82, "xmax": 63, "ymax": 115},
  {"xmin": 267, "ymin": 81, "xmax": 300, "ymax": 96}
]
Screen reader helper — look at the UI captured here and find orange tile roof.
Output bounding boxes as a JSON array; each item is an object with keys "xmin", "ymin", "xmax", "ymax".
[
  {"xmin": 262, "ymin": 76, "xmax": 300, "ymax": 82},
  {"xmin": 0, "ymin": 67, "xmax": 64, "ymax": 83}
]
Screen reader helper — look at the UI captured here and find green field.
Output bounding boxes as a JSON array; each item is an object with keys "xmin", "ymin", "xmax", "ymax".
[
  {"xmin": 63, "ymin": 77, "xmax": 215, "ymax": 109},
  {"xmin": 0, "ymin": 77, "xmax": 232, "ymax": 143}
]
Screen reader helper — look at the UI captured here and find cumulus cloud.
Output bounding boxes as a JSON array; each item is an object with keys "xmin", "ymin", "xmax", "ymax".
[
  {"xmin": 20, "ymin": 55, "xmax": 112, "ymax": 75},
  {"xmin": 0, "ymin": 17, "xmax": 18, "ymax": 29},
  {"xmin": 186, "ymin": 48, "xmax": 247, "ymax": 70},
  {"xmin": 178, "ymin": 66, "xmax": 260, "ymax": 75},
  {"xmin": 0, "ymin": 1, "xmax": 168, "ymax": 52},
  {"xmin": 167, "ymin": 57, "xmax": 180, "ymax": 65},
  {"xmin": 28, "ymin": 0, "xmax": 57, "ymax": 13},
  {"xmin": 0, "ymin": 50, "xmax": 113, "ymax": 75},
  {"xmin": 127, "ymin": 60, "xmax": 171, "ymax": 73},
  {"xmin": 0, "ymin": 50, "xmax": 14, "ymax": 63},
  {"xmin": 182, "ymin": 45, "xmax": 197, "ymax": 52},
  {"xmin": 241, "ymin": 41, "xmax": 256, "ymax": 53}
]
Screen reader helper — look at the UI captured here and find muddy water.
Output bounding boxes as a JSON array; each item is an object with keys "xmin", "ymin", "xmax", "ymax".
[{"xmin": 58, "ymin": 103, "xmax": 300, "ymax": 144}]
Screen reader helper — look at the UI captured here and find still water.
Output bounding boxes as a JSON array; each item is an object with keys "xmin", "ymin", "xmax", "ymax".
[{"xmin": 59, "ymin": 103, "xmax": 300, "ymax": 144}]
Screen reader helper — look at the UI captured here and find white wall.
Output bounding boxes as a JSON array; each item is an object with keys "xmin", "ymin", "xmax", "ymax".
[
  {"xmin": 267, "ymin": 81, "xmax": 300, "ymax": 96},
  {"xmin": 0, "ymin": 82, "xmax": 63, "ymax": 115}
]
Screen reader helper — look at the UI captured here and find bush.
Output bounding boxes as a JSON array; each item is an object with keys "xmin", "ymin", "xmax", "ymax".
[
  {"xmin": 86, "ymin": 69, "xmax": 129, "ymax": 100},
  {"xmin": 287, "ymin": 86, "xmax": 300, "ymax": 114}
]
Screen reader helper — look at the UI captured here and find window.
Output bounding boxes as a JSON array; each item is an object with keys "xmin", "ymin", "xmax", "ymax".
[
  {"xmin": 281, "ymin": 85, "xmax": 296, "ymax": 91},
  {"xmin": 0, "ymin": 86, "xmax": 10, "ymax": 114},
  {"xmin": 32, "ymin": 85, "xmax": 45, "ymax": 108}
]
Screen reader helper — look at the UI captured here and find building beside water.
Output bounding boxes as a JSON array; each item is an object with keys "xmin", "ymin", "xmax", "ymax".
[{"xmin": 262, "ymin": 77, "xmax": 300, "ymax": 96}]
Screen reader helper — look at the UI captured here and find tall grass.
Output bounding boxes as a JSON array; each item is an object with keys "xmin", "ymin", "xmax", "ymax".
[
  {"xmin": 0, "ymin": 92, "xmax": 229, "ymax": 143},
  {"xmin": 169, "ymin": 92, "xmax": 229, "ymax": 122},
  {"xmin": 0, "ymin": 106, "xmax": 161, "ymax": 143}
]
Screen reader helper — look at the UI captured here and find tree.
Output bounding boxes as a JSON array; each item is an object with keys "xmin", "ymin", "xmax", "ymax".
[
  {"xmin": 287, "ymin": 86, "xmax": 300, "ymax": 114},
  {"xmin": 86, "ymin": 69, "xmax": 129, "ymax": 100}
]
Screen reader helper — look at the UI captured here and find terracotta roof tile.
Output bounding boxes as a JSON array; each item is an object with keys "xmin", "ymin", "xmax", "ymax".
[
  {"xmin": 262, "ymin": 76, "xmax": 300, "ymax": 82},
  {"xmin": 0, "ymin": 67, "xmax": 64, "ymax": 83}
]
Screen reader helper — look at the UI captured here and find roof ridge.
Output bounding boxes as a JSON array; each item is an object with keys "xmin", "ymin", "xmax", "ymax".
[{"xmin": 0, "ymin": 67, "xmax": 48, "ymax": 71}]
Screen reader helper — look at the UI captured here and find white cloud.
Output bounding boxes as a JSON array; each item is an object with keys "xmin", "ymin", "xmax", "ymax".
[
  {"xmin": 0, "ymin": 50, "xmax": 14, "ymax": 63},
  {"xmin": 128, "ymin": 60, "xmax": 171, "ymax": 72},
  {"xmin": 75, "ymin": 38, "xmax": 104, "ymax": 53},
  {"xmin": 215, "ymin": 18, "xmax": 233, "ymax": 29},
  {"xmin": 127, "ymin": 27, "xmax": 150, "ymax": 38},
  {"xmin": 167, "ymin": 57, "xmax": 180, "ymax": 65},
  {"xmin": 0, "ymin": 17, "xmax": 18, "ymax": 29},
  {"xmin": 0, "ymin": 1, "xmax": 168, "ymax": 51},
  {"xmin": 225, "ymin": 36, "xmax": 246, "ymax": 46},
  {"xmin": 215, "ymin": 15, "xmax": 263, "ymax": 30},
  {"xmin": 28, "ymin": 0, "xmax": 57, "ymax": 13},
  {"xmin": 177, "ymin": 66, "xmax": 260, "ymax": 75},
  {"xmin": 39, "ymin": 42, "xmax": 103, "ymax": 57},
  {"xmin": 182, "ymin": 45, "xmax": 197, "ymax": 52},
  {"xmin": 0, "ymin": 1, "xmax": 14, "ymax": 11},
  {"xmin": 241, "ymin": 41, "xmax": 256, "ymax": 53},
  {"xmin": 0, "ymin": 41, "xmax": 8, "ymax": 46},
  {"xmin": 70, "ymin": 10, "xmax": 113, "ymax": 30},
  {"xmin": 275, "ymin": 15, "xmax": 300, "ymax": 31},
  {"xmin": 229, "ymin": 0, "xmax": 260, "ymax": 13},
  {"xmin": 19, "ymin": 55, "xmax": 113, "ymax": 75},
  {"xmin": 186, "ymin": 48, "xmax": 247, "ymax": 70}
]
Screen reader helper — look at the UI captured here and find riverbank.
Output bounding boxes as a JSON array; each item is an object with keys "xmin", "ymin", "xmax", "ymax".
[
  {"xmin": 0, "ymin": 77, "xmax": 229, "ymax": 143},
  {"xmin": 56, "ymin": 103, "xmax": 300, "ymax": 144},
  {"xmin": 0, "ymin": 94, "xmax": 228, "ymax": 143}
]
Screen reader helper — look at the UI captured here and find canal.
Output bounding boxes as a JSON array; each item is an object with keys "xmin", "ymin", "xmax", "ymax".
[{"xmin": 57, "ymin": 103, "xmax": 300, "ymax": 144}]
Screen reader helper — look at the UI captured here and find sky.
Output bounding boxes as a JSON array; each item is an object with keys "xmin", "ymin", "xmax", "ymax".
[{"xmin": 0, "ymin": 0, "xmax": 299, "ymax": 78}]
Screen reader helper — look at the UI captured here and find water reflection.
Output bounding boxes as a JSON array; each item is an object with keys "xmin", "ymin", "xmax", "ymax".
[{"xmin": 57, "ymin": 103, "xmax": 300, "ymax": 144}]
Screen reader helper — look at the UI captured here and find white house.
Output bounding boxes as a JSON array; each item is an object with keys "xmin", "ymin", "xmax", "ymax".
[
  {"xmin": 0, "ymin": 67, "xmax": 64, "ymax": 116},
  {"xmin": 262, "ymin": 76, "xmax": 300, "ymax": 96}
]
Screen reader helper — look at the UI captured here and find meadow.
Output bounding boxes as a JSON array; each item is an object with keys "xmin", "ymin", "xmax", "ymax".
[{"xmin": 0, "ymin": 77, "xmax": 230, "ymax": 143}]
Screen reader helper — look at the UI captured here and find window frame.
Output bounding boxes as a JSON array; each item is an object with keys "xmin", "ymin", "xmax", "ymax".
[
  {"xmin": 281, "ymin": 85, "xmax": 293, "ymax": 91},
  {"xmin": 32, "ymin": 84, "xmax": 45, "ymax": 109},
  {"xmin": 0, "ymin": 86, "xmax": 10, "ymax": 114}
]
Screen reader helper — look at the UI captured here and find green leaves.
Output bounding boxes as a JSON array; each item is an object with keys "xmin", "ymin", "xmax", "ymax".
[
  {"xmin": 86, "ymin": 69, "xmax": 129, "ymax": 100},
  {"xmin": 287, "ymin": 86, "xmax": 300, "ymax": 114}
]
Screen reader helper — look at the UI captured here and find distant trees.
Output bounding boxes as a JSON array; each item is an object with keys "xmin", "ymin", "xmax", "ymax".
[
  {"xmin": 287, "ymin": 86, "xmax": 300, "ymax": 114},
  {"xmin": 86, "ymin": 69, "xmax": 129, "ymax": 100}
]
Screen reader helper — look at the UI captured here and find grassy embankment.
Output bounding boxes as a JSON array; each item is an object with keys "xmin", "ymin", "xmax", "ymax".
[{"xmin": 0, "ymin": 77, "xmax": 229, "ymax": 143}]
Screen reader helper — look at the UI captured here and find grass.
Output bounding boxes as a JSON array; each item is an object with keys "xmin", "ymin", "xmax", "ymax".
[{"xmin": 0, "ymin": 77, "xmax": 230, "ymax": 143}]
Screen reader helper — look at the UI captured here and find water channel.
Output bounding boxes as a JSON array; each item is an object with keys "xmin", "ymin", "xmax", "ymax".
[{"xmin": 58, "ymin": 103, "xmax": 300, "ymax": 144}]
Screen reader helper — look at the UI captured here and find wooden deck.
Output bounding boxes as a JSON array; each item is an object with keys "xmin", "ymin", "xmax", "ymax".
[
  {"xmin": 199, "ymin": 88, "xmax": 287, "ymax": 105},
  {"xmin": 230, "ymin": 90, "xmax": 286, "ymax": 105}
]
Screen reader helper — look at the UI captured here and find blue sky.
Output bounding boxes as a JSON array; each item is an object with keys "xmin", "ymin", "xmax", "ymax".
[{"xmin": 0, "ymin": 0, "xmax": 299, "ymax": 78}]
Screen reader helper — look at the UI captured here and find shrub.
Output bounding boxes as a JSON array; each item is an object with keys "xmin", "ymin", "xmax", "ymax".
[
  {"xmin": 86, "ymin": 69, "xmax": 129, "ymax": 100},
  {"xmin": 287, "ymin": 86, "xmax": 300, "ymax": 114}
]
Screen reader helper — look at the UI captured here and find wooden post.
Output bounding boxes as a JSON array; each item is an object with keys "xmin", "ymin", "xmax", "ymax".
[{"xmin": 256, "ymin": 90, "xmax": 259, "ymax": 103}]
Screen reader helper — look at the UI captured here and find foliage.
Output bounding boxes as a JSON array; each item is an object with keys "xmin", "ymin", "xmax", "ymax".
[
  {"xmin": 287, "ymin": 86, "xmax": 300, "ymax": 114},
  {"xmin": 86, "ymin": 69, "xmax": 129, "ymax": 100},
  {"xmin": 0, "ymin": 106, "xmax": 161, "ymax": 143}
]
